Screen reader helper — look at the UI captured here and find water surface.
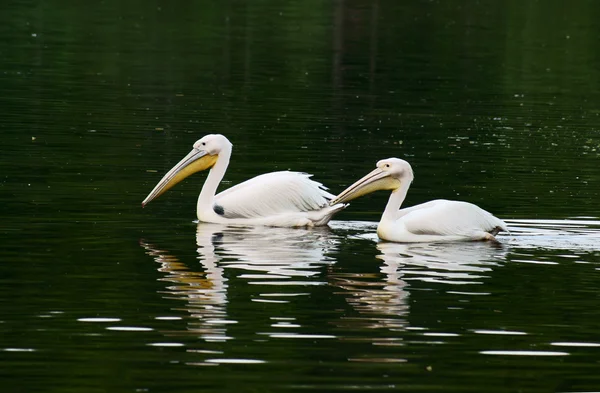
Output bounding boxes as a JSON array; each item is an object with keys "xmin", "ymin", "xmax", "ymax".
[{"xmin": 2, "ymin": 1, "xmax": 600, "ymax": 392}]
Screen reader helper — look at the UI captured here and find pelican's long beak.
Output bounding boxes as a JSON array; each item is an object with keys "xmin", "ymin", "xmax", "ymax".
[
  {"xmin": 330, "ymin": 168, "xmax": 400, "ymax": 205},
  {"xmin": 142, "ymin": 149, "xmax": 218, "ymax": 207}
]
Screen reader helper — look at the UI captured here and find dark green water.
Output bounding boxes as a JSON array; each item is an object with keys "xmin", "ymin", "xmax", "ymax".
[{"xmin": 2, "ymin": 1, "xmax": 600, "ymax": 392}]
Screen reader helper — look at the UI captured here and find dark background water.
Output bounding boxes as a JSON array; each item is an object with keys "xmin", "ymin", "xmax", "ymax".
[{"xmin": 2, "ymin": 1, "xmax": 600, "ymax": 392}]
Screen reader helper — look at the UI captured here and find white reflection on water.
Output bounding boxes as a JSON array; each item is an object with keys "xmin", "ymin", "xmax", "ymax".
[
  {"xmin": 551, "ymin": 342, "xmax": 600, "ymax": 347},
  {"xmin": 205, "ymin": 358, "xmax": 266, "ymax": 364},
  {"xmin": 147, "ymin": 342, "xmax": 185, "ymax": 347},
  {"xmin": 139, "ymin": 218, "xmax": 600, "ymax": 365},
  {"xmin": 78, "ymin": 317, "xmax": 121, "ymax": 323},
  {"xmin": 140, "ymin": 235, "xmax": 230, "ymax": 342},
  {"xmin": 480, "ymin": 350, "xmax": 569, "ymax": 356},
  {"xmin": 504, "ymin": 219, "xmax": 600, "ymax": 250},
  {"xmin": 198, "ymin": 224, "xmax": 335, "ymax": 282},
  {"xmin": 473, "ymin": 329, "xmax": 527, "ymax": 336},
  {"xmin": 376, "ymin": 241, "xmax": 505, "ymax": 286},
  {"xmin": 328, "ymin": 236, "xmax": 506, "ymax": 345},
  {"xmin": 141, "ymin": 223, "xmax": 339, "ymax": 343}
]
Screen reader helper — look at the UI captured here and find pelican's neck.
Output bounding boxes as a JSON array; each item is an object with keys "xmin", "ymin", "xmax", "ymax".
[
  {"xmin": 198, "ymin": 147, "xmax": 231, "ymax": 211},
  {"xmin": 381, "ymin": 180, "xmax": 410, "ymax": 222}
]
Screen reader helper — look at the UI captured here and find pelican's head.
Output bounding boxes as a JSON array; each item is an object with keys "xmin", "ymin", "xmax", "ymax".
[
  {"xmin": 141, "ymin": 134, "xmax": 232, "ymax": 207},
  {"xmin": 330, "ymin": 158, "xmax": 413, "ymax": 205}
]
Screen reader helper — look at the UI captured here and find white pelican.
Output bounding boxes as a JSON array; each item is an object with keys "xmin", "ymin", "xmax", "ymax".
[
  {"xmin": 330, "ymin": 158, "xmax": 508, "ymax": 243},
  {"xmin": 142, "ymin": 134, "xmax": 346, "ymax": 227}
]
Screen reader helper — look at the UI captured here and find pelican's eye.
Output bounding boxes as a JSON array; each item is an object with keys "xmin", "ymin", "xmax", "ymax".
[{"xmin": 384, "ymin": 164, "xmax": 390, "ymax": 168}]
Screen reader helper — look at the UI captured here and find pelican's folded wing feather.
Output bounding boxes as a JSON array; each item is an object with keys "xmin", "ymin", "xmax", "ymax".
[
  {"xmin": 402, "ymin": 200, "xmax": 507, "ymax": 236},
  {"xmin": 214, "ymin": 171, "xmax": 334, "ymax": 219}
]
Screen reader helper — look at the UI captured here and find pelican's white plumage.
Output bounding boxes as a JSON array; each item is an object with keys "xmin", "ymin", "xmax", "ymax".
[
  {"xmin": 142, "ymin": 134, "xmax": 345, "ymax": 227},
  {"xmin": 330, "ymin": 158, "xmax": 508, "ymax": 242},
  {"xmin": 214, "ymin": 171, "xmax": 336, "ymax": 221}
]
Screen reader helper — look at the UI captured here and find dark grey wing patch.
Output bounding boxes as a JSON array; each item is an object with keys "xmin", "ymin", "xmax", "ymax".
[
  {"xmin": 213, "ymin": 203, "xmax": 250, "ymax": 219},
  {"xmin": 213, "ymin": 204, "xmax": 225, "ymax": 215}
]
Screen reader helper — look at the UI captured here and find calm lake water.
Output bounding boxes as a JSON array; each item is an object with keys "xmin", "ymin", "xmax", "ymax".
[{"xmin": 2, "ymin": 1, "xmax": 600, "ymax": 392}]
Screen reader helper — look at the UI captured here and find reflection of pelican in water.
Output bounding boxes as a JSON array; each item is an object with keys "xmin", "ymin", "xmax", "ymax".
[
  {"xmin": 141, "ymin": 223, "xmax": 340, "ymax": 342},
  {"xmin": 140, "ymin": 237, "xmax": 229, "ymax": 342},
  {"xmin": 196, "ymin": 223, "xmax": 337, "ymax": 281},
  {"xmin": 331, "ymin": 239, "xmax": 506, "ymax": 334},
  {"xmin": 376, "ymin": 241, "xmax": 506, "ymax": 286},
  {"xmin": 331, "ymin": 259, "xmax": 409, "ymax": 332},
  {"xmin": 142, "ymin": 134, "xmax": 346, "ymax": 227},
  {"xmin": 331, "ymin": 158, "xmax": 507, "ymax": 242}
]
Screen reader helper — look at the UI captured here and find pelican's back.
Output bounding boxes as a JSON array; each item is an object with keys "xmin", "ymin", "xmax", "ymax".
[
  {"xmin": 400, "ymin": 199, "xmax": 507, "ymax": 238},
  {"xmin": 214, "ymin": 171, "xmax": 334, "ymax": 219}
]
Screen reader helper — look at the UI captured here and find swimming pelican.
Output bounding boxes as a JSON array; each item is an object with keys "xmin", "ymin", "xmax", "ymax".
[
  {"xmin": 142, "ymin": 134, "xmax": 346, "ymax": 227},
  {"xmin": 330, "ymin": 158, "xmax": 508, "ymax": 242}
]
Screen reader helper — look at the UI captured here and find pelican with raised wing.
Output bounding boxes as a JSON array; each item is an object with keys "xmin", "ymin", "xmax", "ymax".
[
  {"xmin": 142, "ymin": 134, "xmax": 346, "ymax": 227},
  {"xmin": 330, "ymin": 158, "xmax": 507, "ymax": 242}
]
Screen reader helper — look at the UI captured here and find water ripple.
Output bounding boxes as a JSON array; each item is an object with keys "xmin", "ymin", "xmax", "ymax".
[
  {"xmin": 3, "ymin": 348, "xmax": 37, "ymax": 352},
  {"xmin": 205, "ymin": 358, "xmax": 266, "ymax": 364},
  {"xmin": 472, "ymin": 329, "xmax": 528, "ymax": 336},
  {"xmin": 551, "ymin": 342, "xmax": 600, "ymax": 348},
  {"xmin": 78, "ymin": 318, "xmax": 121, "ymax": 323},
  {"xmin": 480, "ymin": 350, "xmax": 569, "ymax": 356}
]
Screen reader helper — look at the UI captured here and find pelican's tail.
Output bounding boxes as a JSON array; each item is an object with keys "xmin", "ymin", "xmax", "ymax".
[{"xmin": 310, "ymin": 203, "xmax": 348, "ymax": 226}]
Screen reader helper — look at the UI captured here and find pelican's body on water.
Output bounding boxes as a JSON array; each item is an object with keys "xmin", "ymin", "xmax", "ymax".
[
  {"xmin": 330, "ymin": 158, "xmax": 507, "ymax": 243},
  {"xmin": 142, "ymin": 134, "xmax": 345, "ymax": 227}
]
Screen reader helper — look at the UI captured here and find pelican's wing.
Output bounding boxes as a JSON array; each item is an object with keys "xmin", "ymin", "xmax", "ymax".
[
  {"xmin": 396, "ymin": 200, "xmax": 444, "ymax": 219},
  {"xmin": 214, "ymin": 171, "xmax": 334, "ymax": 219},
  {"xmin": 401, "ymin": 200, "xmax": 507, "ymax": 236}
]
